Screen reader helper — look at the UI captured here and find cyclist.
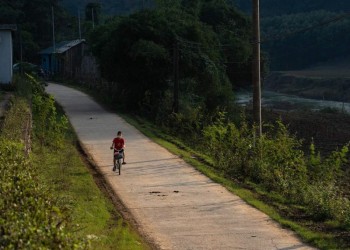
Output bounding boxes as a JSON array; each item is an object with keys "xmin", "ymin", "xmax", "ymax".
[{"xmin": 110, "ymin": 131, "xmax": 126, "ymax": 165}]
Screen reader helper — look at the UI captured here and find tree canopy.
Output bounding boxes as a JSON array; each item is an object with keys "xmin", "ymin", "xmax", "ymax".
[{"xmin": 89, "ymin": 0, "xmax": 252, "ymax": 115}]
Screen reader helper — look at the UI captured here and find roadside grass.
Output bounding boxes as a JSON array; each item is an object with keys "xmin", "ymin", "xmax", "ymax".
[
  {"xmin": 1, "ymin": 92, "xmax": 148, "ymax": 249},
  {"xmin": 30, "ymin": 116, "xmax": 149, "ymax": 250},
  {"xmin": 24, "ymin": 81, "xmax": 153, "ymax": 249},
  {"xmin": 120, "ymin": 114, "xmax": 341, "ymax": 250},
  {"xmin": 31, "ymin": 142, "xmax": 146, "ymax": 249}
]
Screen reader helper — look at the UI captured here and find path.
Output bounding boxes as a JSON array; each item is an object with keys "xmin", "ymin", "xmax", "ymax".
[{"xmin": 46, "ymin": 83, "xmax": 316, "ymax": 250}]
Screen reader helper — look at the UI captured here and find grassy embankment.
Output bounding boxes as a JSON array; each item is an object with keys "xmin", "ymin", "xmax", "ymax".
[{"xmin": 0, "ymin": 76, "xmax": 149, "ymax": 249}]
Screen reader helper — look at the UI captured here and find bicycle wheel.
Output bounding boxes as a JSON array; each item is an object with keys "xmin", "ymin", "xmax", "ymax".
[
  {"xmin": 117, "ymin": 158, "xmax": 121, "ymax": 175},
  {"xmin": 113, "ymin": 158, "xmax": 117, "ymax": 172}
]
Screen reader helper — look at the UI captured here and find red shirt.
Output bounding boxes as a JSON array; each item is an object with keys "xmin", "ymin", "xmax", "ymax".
[{"xmin": 113, "ymin": 137, "xmax": 125, "ymax": 150}]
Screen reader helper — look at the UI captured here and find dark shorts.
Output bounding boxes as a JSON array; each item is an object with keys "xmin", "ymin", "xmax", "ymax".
[{"xmin": 114, "ymin": 149, "xmax": 124, "ymax": 159}]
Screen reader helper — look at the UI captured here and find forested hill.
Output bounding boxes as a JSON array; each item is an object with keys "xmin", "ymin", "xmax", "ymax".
[
  {"xmin": 233, "ymin": 0, "xmax": 350, "ymax": 17},
  {"xmin": 60, "ymin": 0, "xmax": 153, "ymax": 16},
  {"xmin": 232, "ymin": 0, "xmax": 350, "ymax": 70}
]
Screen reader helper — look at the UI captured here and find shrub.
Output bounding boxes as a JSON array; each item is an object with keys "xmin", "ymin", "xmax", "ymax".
[
  {"xmin": 32, "ymin": 93, "xmax": 68, "ymax": 148},
  {"xmin": 203, "ymin": 117, "xmax": 308, "ymax": 199},
  {"xmin": 303, "ymin": 183, "xmax": 350, "ymax": 223},
  {"xmin": 0, "ymin": 139, "xmax": 85, "ymax": 249},
  {"xmin": 202, "ymin": 112, "xmax": 254, "ymax": 178},
  {"xmin": 253, "ymin": 121, "xmax": 307, "ymax": 200},
  {"xmin": 0, "ymin": 105, "xmax": 85, "ymax": 249},
  {"xmin": 307, "ymin": 143, "xmax": 348, "ymax": 184},
  {"xmin": 18, "ymin": 75, "xmax": 69, "ymax": 149},
  {"xmin": 201, "ymin": 112, "xmax": 350, "ymax": 227},
  {"xmin": 0, "ymin": 97, "xmax": 31, "ymax": 144}
]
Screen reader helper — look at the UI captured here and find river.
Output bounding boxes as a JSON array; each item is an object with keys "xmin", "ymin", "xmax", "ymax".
[{"xmin": 236, "ymin": 90, "xmax": 350, "ymax": 114}]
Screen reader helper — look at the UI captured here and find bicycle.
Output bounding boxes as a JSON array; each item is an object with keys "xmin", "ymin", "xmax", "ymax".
[{"xmin": 111, "ymin": 147, "xmax": 123, "ymax": 175}]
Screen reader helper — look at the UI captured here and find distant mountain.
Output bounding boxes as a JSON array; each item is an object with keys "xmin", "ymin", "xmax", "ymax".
[
  {"xmin": 233, "ymin": 0, "xmax": 350, "ymax": 17},
  {"xmin": 232, "ymin": 0, "xmax": 350, "ymax": 70},
  {"xmin": 60, "ymin": 0, "xmax": 154, "ymax": 16}
]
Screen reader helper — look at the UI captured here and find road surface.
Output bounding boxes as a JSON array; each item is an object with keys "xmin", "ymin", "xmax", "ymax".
[{"xmin": 46, "ymin": 83, "xmax": 316, "ymax": 250}]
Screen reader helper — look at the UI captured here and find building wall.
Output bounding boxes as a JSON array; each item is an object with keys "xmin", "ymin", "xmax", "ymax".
[
  {"xmin": 62, "ymin": 43, "xmax": 84, "ymax": 78},
  {"xmin": 41, "ymin": 55, "xmax": 50, "ymax": 73},
  {"xmin": 0, "ymin": 30, "xmax": 13, "ymax": 84},
  {"xmin": 39, "ymin": 41, "xmax": 100, "ymax": 83}
]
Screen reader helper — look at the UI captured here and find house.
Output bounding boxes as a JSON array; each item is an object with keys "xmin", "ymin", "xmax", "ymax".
[
  {"xmin": 0, "ymin": 24, "xmax": 17, "ymax": 85},
  {"xmin": 39, "ymin": 39, "xmax": 86, "ymax": 78}
]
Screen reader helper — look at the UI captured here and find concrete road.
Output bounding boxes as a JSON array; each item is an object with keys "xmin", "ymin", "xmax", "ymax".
[{"xmin": 46, "ymin": 83, "xmax": 316, "ymax": 250}]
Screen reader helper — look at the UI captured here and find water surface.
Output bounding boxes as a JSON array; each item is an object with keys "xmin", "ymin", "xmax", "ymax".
[{"xmin": 236, "ymin": 90, "xmax": 350, "ymax": 113}]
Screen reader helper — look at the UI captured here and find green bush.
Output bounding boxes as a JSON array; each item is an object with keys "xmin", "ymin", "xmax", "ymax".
[
  {"xmin": 200, "ymin": 111, "xmax": 349, "ymax": 226},
  {"xmin": 307, "ymin": 143, "xmax": 348, "ymax": 184},
  {"xmin": 0, "ymin": 139, "xmax": 86, "ymax": 249},
  {"xmin": 303, "ymin": 183, "xmax": 350, "ymax": 224},
  {"xmin": 203, "ymin": 113, "xmax": 253, "ymax": 178},
  {"xmin": 254, "ymin": 121, "xmax": 307, "ymax": 199},
  {"xmin": 0, "ymin": 97, "xmax": 31, "ymax": 143},
  {"xmin": 203, "ymin": 117, "xmax": 308, "ymax": 200},
  {"xmin": 32, "ymin": 93, "xmax": 68, "ymax": 148}
]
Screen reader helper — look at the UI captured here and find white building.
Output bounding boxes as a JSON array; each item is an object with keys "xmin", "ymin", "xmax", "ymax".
[{"xmin": 0, "ymin": 24, "xmax": 17, "ymax": 85}]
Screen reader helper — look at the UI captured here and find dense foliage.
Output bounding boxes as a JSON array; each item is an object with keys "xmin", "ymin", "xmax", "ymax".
[{"xmin": 89, "ymin": 0, "xmax": 252, "ymax": 117}]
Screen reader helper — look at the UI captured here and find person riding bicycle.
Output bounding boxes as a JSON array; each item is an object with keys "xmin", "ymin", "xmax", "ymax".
[{"xmin": 110, "ymin": 131, "xmax": 126, "ymax": 165}]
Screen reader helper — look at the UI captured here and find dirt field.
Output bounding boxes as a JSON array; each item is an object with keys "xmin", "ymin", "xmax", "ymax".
[
  {"xmin": 280, "ymin": 56, "xmax": 350, "ymax": 79},
  {"xmin": 264, "ymin": 57, "xmax": 350, "ymax": 102}
]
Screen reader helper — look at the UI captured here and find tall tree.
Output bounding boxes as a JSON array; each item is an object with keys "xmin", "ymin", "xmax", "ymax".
[{"xmin": 89, "ymin": 1, "xmax": 252, "ymax": 115}]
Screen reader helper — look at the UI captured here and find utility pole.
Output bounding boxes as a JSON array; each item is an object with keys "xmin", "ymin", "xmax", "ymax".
[
  {"xmin": 173, "ymin": 40, "xmax": 179, "ymax": 113},
  {"xmin": 252, "ymin": 0, "xmax": 262, "ymax": 136},
  {"xmin": 91, "ymin": 7, "xmax": 95, "ymax": 29},
  {"xmin": 52, "ymin": 6, "xmax": 56, "ymax": 75},
  {"xmin": 78, "ymin": 9, "xmax": 82, "ymax": 39},
  {"xmin": 52, "ymin": 6, "xmax": 56, "ymax": 53}
]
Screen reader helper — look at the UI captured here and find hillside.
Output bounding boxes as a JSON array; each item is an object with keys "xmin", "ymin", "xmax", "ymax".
[
  {"xmin": 232, "ymin": 0, "xmax": 350, "ymax": 71},
  {"xmin": 60, "ymin": 0, "xmax": 154, "ymax": 16},
  {"xmin": 233, "ymin": 0, "xmax": 350, "ymax": 17}
]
